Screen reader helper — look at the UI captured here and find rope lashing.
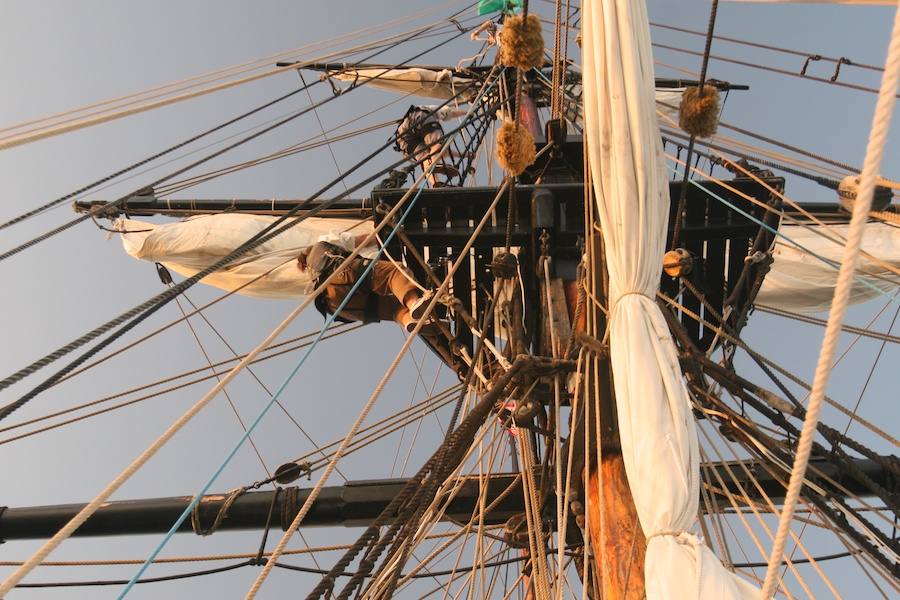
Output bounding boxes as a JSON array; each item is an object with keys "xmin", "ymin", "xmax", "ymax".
[
  {"xmin": 646, "ymin": 530, "xmax": 695, "ymax": 543},
  {"xmin": 191, "ymin": 486, "xmax": 250, "ymax": 536},
  {"xmin": 607, "ymin": 291, "xmax": 655, "ymax": 324}
]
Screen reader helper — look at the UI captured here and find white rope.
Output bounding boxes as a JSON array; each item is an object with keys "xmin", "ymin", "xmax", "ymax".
[
  {"xmin": 244, "ymin": 178, "xmax": 512, "ymax": 598},
  {"xmin": 0, "ymin": 1, "xmax": 454, "ymax": 141},
  {"xmin": 0, "ymin": 167, "xmax": 424, "ymax": 594},
  {"xmin": 0, "ymin": 68, "xmax": 285, "ymax": 152},
  {"xmin": 0, "ymin": 281, "xmax": 318, "ymax": 595},
  {"xmin": 759, "ymin": 3, "xmax": 900, "ymax": 596},
  {"xmin": 518, "ymin": 431, "xmax": 553, "ymax": 599},
  {"xmin": 0, "ymin": 7, "xmax": 466, "ymax": 152}
]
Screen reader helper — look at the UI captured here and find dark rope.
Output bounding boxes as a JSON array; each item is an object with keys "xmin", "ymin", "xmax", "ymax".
[
  {"xmin": 651, "ymin": 22, "xmax": 886, "ymax": 75},
  {"xmin": 12, "ymin": 560, "xmax": 255, "ymax": 588},
  {"xmin": 253, "ymin": 487, "xmax": 279, "ymax": 566},
  {"xmin": 697, "ymin": 0, "xmax": 719, "ymax": 87},
  {"xmin": 0, "ymin": 9, "xmax": 475, "ymax": 265},
  {"xmin": 0, "ymin": 80, "xmax": 317, "ymax": 233},
  {"xmin": 0, "ymin": 81, "xmax": 331, "ymax": 265},
  {"xmin": 651, "ymin": 41, "xmax": 895, "ymax": 99},
  {"xmin": 660, "ymin": 130, "xmax": 840, "ymax": 190},
  {"xmin": 671, "ymin": 0, "xmax": 719, "ymax": 251},
  {"xmin": 0, "ymin": 21, "xmax": 485, "ymax": 416},
  {"xmin": 307, "ymin": 358, "xmax": 574, "ymax": 600},
  {"xmin": 0, "ymin": 126, "xmax": 433, "ymax": 421}
]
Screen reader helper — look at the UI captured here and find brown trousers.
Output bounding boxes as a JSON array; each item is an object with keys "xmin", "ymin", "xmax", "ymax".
[{"xmin": 324, "ymin": 260, "xmax": 417, "ymax": 325}]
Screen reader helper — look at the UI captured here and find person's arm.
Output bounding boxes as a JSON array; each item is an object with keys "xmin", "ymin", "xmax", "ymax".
[
  {"xmin": 353, "ymin": 233, "xmax": 377, "ymax": 248},
  {"xmin": 433, "ymin": 106, "xmax": 468, "ymax": 121}
]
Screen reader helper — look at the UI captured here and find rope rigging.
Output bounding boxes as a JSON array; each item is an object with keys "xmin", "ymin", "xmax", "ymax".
[
  {"xmin": 0, "ymin": 177, "xmax": 355, "ymax": 419},
  {"xmin": 662, "ymin": 309, "xmax": 900, "ymax": 581},
  {"xmin": 652, "ymin": 40, "xmax": 899, "ymax": 99},
  {"xmin": 0, "ymin": 12, "xmax": 480, "ymax": 264},
  {"xmin": 4, "ymin": 1, "xmax": 900, "ymax": 598},
  {"xmin": 652, "ymin": 21, "xmax": 889, "ymax": 78},
  {"xmin": 670, "ymin": 0, "xmax": 719, "ymax": 250},
  {"xmin": 0, "ymin": 17, "xmax": 499, "ymax": 423},
  {"xmin": 0, "ymin": 77, "xmax": 310, "ymax": 233}
]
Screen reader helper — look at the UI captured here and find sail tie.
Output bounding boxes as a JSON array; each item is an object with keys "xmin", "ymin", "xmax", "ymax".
[
  {"xmin": 646, "ymin": 529, "xmax": 697, "ymax": 544},
  {"xmin": 608, "ymin": 290, "xmax": 654, "ymax": 315}
]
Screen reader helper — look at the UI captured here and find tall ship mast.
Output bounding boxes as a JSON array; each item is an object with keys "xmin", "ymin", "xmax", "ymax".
[{"xmin": 2, "ymin": 1, "xmax": 900, "ymax": 598}]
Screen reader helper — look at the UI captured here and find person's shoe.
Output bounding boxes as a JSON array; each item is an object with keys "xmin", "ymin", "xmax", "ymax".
[
  {"xmin": 406, "ymin": 319, "xmax": 444, "ymax": 337},
  {"xmin": 409, "ymin": 291, "xmax": 434, "ymax": 320}
]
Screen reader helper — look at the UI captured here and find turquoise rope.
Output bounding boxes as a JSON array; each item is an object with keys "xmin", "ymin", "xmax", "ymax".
[
  {"xmin": 117, "ymin": 71, "xmax": 507, "ymax": 597},
  {"xmin": 116, "ymin": 188, "xmax": 427, "ymax": 598},
  {"xmin": 671, "ymin": 166, "xmax": 900, "ymax": 308}
]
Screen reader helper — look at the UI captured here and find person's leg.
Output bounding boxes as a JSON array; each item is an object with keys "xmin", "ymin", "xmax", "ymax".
[
  {"xmin": 414, "ymin": 139, "xmax": 439, "ymax": 186},
  {"xmin": 370, "ymin": 261, "xmax": 420, "ymax": 326},
  {"xmin": 324, "ymin": 270, "xmax": 371, "ymax": 322}
]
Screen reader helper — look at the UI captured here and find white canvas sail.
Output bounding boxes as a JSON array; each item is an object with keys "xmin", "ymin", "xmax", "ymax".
[
  {"xmin": 757, "ymin": 222, "xmax": 900, "ymax": 313},
  {"xmin": 581, "ymin": 0, "xmax": 758, "ymax": 597},
  {"xmin": 327, "ymin": 67, "xmax": 684, "ymax": 122},
  {"xmin": 117, "ymin": 214, "xmax": 375, "ymax": 300},
  {"xmin": 328, "ymin": 67, "xmax": 479, "ymax": 101}
]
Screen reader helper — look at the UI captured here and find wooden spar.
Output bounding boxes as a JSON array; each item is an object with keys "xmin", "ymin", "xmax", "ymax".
[{"xmin": 587, "ymin": 457, "xmax": 647, "ymax": 598}]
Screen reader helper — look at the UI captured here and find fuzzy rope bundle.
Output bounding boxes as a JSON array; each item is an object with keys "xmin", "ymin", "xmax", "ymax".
[
  {"xmin": 500, "ymin": 14, "xmax": 544, "ymax": 71},
  {"xmin": 496, "ymin": 121, "xmax": 535, "ymax": 175},
  {"xmin": 679, "ymin": 86, "xmax": 720, "ymax": 138}
]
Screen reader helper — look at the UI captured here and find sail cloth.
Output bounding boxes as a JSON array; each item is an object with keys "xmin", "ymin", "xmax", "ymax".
[
  {"xmin": 117, "ymin": 214, "xmax": 375, "ymax": 300},
  {"xmin": 563, "ymin": 83, "xmax": 684, "ymax": 125},
  {"xmin": 581, "ymin": 1, "xmax": 759, "ymax": 599},
  {"xmin": 327, "ymin": 68, "xmax": 480, "ymax": 102},
  {"xmin": 325, "ymin": 66, "xmax": 685, "ymax": 121},
  {"xmin": 757, "ymin": 222, "xmax": 900, "ymax": 313}
]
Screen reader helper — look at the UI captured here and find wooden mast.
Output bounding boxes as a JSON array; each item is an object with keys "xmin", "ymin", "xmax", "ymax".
[
  {"xmin": 541, "ymin": 184, "xmax": 647, "ymax": 597},
  {"xmin": 579, "ymin": 188, "xmax": 647, "ymax": 598}
]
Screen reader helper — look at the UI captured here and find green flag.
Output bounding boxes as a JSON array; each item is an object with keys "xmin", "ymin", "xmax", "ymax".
[{"xmin": 477, "ymin": 0, "xmax": 521, "ymax": 16}]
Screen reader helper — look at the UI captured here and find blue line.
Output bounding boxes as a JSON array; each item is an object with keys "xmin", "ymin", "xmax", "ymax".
[
  {"xmin": 117, "ymin": 72, "xmax": 509, "ymax": 596},
  {"xmin": 117, "ymin": 188, "xmax": 427, "ymax": 598}
]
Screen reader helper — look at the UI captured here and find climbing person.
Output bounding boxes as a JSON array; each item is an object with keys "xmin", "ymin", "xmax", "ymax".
[
  {"xmin": 394, "ymin": 105, "xmax": 468, "ymax": 187},
  {"xmin": 297, "ymin": 232, "xmax": 436, "ymax": 334}
]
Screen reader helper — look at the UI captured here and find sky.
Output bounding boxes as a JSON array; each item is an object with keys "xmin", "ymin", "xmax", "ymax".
[{"xmin": 1, "ymin": 0, "xmax": 900, "ymax": 598}]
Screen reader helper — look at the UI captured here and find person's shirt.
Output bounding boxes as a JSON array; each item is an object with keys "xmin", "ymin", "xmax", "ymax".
[{"xmin": 317, "ymin": 230, "xmax": 357, "ymax": 252}]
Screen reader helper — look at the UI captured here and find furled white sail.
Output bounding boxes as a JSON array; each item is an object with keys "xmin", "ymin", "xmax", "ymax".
[
  {"xmin": 328, "ymin": 67, "xmax": 479, "ymax": 101},
  {"xmin": 117, "ymin": 214, "xmax": 374, "ymax": 300},
  {"xmin": 563, "ymin": 83, "xmax": 685, "ymax": 124},
  {"xmin": 327, "ymin": 66, "xmax": 684, "ymax": 123},
  {"xmin": 757, "ymin": 222, "xmax": 900, "ymax": 313},
  {"xmin": 581, "ymin": 0, "xmax": 758, "ymax": 598}
]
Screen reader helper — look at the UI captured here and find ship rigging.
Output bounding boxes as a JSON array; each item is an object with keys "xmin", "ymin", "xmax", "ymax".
[{"xmin": 2, "ymin": 1, "xmax": 900, "ymax": 599}]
